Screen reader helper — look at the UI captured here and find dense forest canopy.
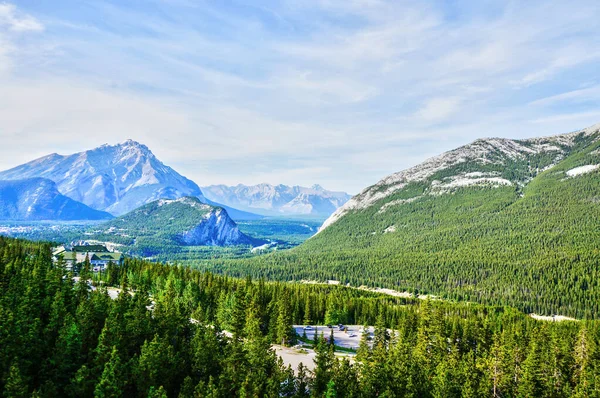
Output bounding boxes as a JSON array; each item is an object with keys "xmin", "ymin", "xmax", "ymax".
[{"xmin": 1, "ymin": 236, "xmax": 600, "ymax": 397}]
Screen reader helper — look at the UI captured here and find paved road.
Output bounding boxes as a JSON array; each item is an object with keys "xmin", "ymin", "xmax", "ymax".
[{"xmin": 274, "ymin": 344, "xmax": 355, "ymax": 373}]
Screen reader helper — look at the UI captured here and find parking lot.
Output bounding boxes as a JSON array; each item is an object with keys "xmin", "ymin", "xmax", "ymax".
[{"xmin": 293, "ymin": 325, "xmax": 374, "ymax": 350}]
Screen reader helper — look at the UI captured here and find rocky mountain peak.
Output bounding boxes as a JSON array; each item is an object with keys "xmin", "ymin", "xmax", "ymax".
[{"xmin": 0, "ymin": 141, "xmax": 204, "ymax": 216}]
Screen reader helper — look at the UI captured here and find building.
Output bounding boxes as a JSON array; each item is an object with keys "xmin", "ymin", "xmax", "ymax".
[
  {"xmin": 72, "ymin": 244, "xmax": 109, "ymax": 253},
  {"xmin": 54, "ymin": 244, "xmax": 124, "ymax": 272},
  {"xmin": 90, "ymin": 252, "xmax": 125, "ymax": 271}
]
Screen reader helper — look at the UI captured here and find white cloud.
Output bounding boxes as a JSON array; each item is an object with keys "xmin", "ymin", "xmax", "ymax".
[
  {"xmin": 514, "ymin": 46, "xmax": 600, "ymax": 87},
  {"xmin": 0, "ymin": 3, "xmax": 43, "ymax": 32},
  {"xmin": 0, "ymin": 0, "xmax": 599, "ymax": 193},
  {"xmin": 416, "ymin": 97, "xmax": 463, "ymax": 122},
  {"xmin": 529, "ymin": 86, "xmax": 600, "ymax": 106},
  {"xmin": 530, "ymin": 111, "xmax": 600, "ymax": 125}
]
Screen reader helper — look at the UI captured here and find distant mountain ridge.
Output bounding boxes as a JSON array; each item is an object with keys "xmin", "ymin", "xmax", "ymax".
[
  {"xmin": 0, "ymin": 140, "xmax": 205, "ymax": 216},
  {"xmin": 0, "ymin": 178, "xmax": 113, "ymax": 221},
  {"xmin": 201, "ymin": 183, "xmax": 351, "ymax": 217}
]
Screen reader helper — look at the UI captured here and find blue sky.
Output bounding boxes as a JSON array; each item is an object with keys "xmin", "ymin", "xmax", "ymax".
[{"xmin": 1, "ymin": 0, "xmax": 599, "ymax": 193}]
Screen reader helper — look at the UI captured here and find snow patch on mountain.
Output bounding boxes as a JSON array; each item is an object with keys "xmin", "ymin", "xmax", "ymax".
[
  {"xmin": 378, "ymin": 197, "xmax": 422, "ymax": 213},
  {"xmin": 157, "ymin": 197, "xmax": 212, "ymax": 210},
  {"xmin": 432, "ymin": 173, "xmax": 512, "ymax": 194},
  {"xmin": 566, "ymin": 165, "xmax": 600, "ymax": 177}
]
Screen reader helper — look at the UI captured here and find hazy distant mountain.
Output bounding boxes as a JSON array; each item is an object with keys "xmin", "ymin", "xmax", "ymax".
[
  {"xmin": 201, "ymin": 183, "xmax": 351, "ymax": 218},
  {"xmin": 0, "ymin": 178, "xmax": 113, "ymax": 221},
  {"xmin": 0, "ymin": 140, "xmax": 205, "ymax": 216}
]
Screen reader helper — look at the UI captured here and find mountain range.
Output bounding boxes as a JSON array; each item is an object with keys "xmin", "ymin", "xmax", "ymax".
[
  {"xmin": 0, "ymin": 141, "xmax": 346, "ymax": 220},
  {"xmin": 0, "ymin": 140, "xmax": 205, "ymax": 216},
  {"xmin": 0, "ymin": 178, "xmax": 113, "ymax": 221},
  {"xmin": 201, "ymin": 183, "xmax": 351, "ymax": 218},
  {"xmin": 213, "ymin": 122, "xmax": 600, "ymax": 318}
]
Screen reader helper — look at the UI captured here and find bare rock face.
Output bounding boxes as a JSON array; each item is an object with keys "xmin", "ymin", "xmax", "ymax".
[{"xmin": 178, "ymin": 207, "xmax": 254, "ymax": 246}]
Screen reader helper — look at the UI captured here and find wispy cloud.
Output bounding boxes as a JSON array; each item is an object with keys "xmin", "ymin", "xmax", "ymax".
[
  {"xmin": 0, "ymin": 0, "xmax": 599, "ymax": 192},
  {"xmin": 416, "ymin": 97, "xmax": 464, "ymax": 123},
  {"xmin": 529, "ymin": 85, "xmax": 600, "ymax": 107},
  {"xmin": 0, "ymin": 3, "xmax": 43, "ymax": 32}
]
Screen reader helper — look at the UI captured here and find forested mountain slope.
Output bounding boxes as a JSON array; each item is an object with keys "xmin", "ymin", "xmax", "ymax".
[{"xmin": 202, "ymin": 123, "xmax": 600, "ymax": 318}]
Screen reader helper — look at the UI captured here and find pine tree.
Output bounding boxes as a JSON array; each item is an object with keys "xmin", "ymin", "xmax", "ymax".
[
  {"xmin": 303, "ymin": 296, "xmax": 312, "ymax": 326},
  {"xmin": 276, "ymin": 293, "xmax": 294, "ymax": 346},
  {"xmin": 147, "ymin": 385, "xmax": 168, "ymax": 398},
  {"xmin": 94, "ymin": 346, "xmax": 125, "ymax": 398},
  {"xmin": 356, "ymin": 325, "xmax": 371, "ymax": 362},
  {"xmin": 68, "ymin": 365, "xmax": 95, "ymax": 398},
  {"xmin": 295, "ymin": 363, "xmax": 311, "ymax": 398},
  {"xmin": 242, "ymin": 306, "xmax": 277, "ymax": 396},
  {"xmin": 485, "ymin": 337, "xmax": 508, "ymax": 398},
  {"xmin": 331, "ymin": 359, "xmax": 360, "ymax": 398},
  {"xmin": 325, "ymin": 380, "xmax": 337, "ymax": 398},
  {"xmin": 135, "ymin": 334, "xmax": 179, "ymax": 396},
  {"xmin": 519, "ymin": 337, "xmax": 545, "ymax": 397},
  {"xmin": 4, "ymin": 363, "xmax": 28, "ymax": 398},
  {"xmin": 573, "ymin": 326, "xmax": 596, "ymax": 397},
  {"xmin": 313, "ymin": 337, "xmax": 335, "ymax": 395}
]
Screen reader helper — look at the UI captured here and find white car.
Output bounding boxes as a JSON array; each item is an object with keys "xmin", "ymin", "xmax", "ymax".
[{"xmin": 303, "ymin": 325, "xmax": 313, "ymax": 330}]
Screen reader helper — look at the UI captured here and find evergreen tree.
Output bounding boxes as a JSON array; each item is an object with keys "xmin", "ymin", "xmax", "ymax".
[
  {"xmin": 313, "ymin": 337, "xmax": 335, "ymax": 395},
  {"xmin": 276, "ymin": 292, "xmax": 294, "ymax": 346},
  {"xmin": 94, "ymin": 346, "xmax": 125, "ymax": 398},
  {"xmin": 4, "ymin": 363, "xmax": 28, "ymax": 398},
  {"xmin": 295, "ymin": 363, "xmax": 311, "ymax": 398},
  {"xmin": 325, "ymin": 380, "xmax": 337, "ymax": 398}
]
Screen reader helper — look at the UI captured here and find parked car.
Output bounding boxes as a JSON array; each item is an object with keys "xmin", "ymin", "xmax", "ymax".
[
  {"xmin": 303, "ymin": 325, "xmax": 313, "ymax": 330},
  {"xmin": 327, "ymin": 324, "xmax": 333, "ymax": 329}
]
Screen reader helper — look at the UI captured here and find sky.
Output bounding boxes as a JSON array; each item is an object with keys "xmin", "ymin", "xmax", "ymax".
[{"xmin": 1, "ymin": 0, "xmax": 599, "ymax": 194}]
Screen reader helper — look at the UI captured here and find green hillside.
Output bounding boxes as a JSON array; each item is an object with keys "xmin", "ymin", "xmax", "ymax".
[
  {"xmin": 91, "ymin": 197, "xmax": 257, "ymax": 255},
  {"xmin": 199, "ymin": 127, "xmax": 600, "ymax": 318}
]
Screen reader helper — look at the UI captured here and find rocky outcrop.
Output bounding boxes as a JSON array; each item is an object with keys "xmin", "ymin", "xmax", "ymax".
[{"xmin": 178, "ymin": 208, "xmax": 254, "ymax": 246}]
